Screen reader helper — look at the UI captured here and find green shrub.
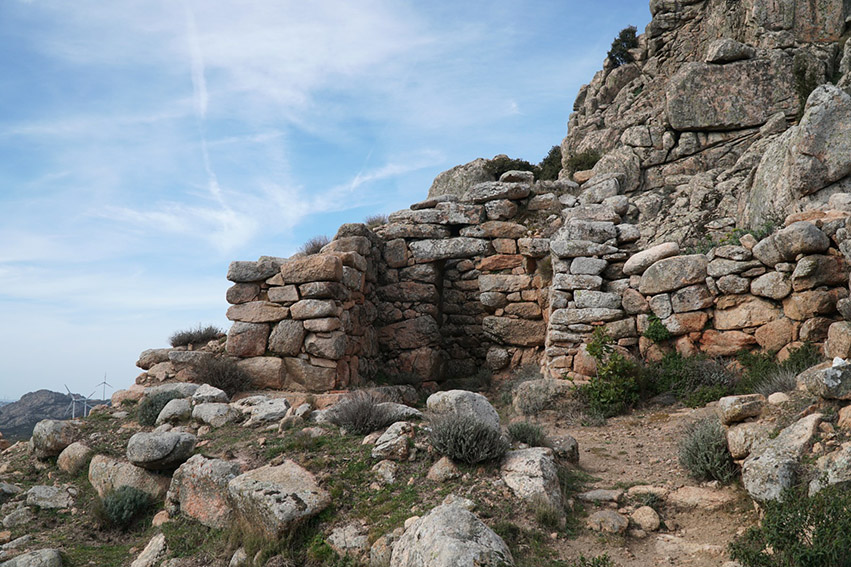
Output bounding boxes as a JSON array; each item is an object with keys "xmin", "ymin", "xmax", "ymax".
[
  {"xmin": 485, "ymin": 155, "xmax": 537, "ymax": 180},
  {"xmin": 579, "ymin": 327, "xmax": 642, "ymax": 418},
  {"xmin": 428, "ymin": 414, "xmax": 508, "ymax": 464},
  {"xmin": 569, "ymin": 554, "xmax": 615, "ymax": 567},
  {"xmin": 678, "ymin": 417, "xmax": 737, "ymax": 484},
  {"xmin": 299, "ymin": 235, "xmax": 330, "ymax": 255},
  {"xmin": 730, "ymin": 485, "xmax": 851, "ymax": 567},
  {"xmin": 137, "ymin": 390, "xmax": 184, "ymax": 426},
  {"xmin": 194, "ymin": 356, "xmax": 252, "ymax": 397},
  {"xmin": 643, "ymin": 315, "xmax": 671, "ymax": 343},
  {"xmin": 169, "ymin": 324, "xmax": 222, "ymax": 348},
  {"xmin": 328, "ymin": 391, "xmax": 397, "ymax": 435},
  {"xmin": 564, "ymin": 150, "xmax": 601, "ymax": 174},
  {"xmin": 648, "ymin": 353, "xmax": 736, "ymax": 406},
  {"xmin": 537, "ymin": 145, "xmax": 562, "ymax": 181},
  {"xmin": 607, "ymin": 26, "xmax": 638, "ymax": 68},
  {"xmin": 98, "ymin": 486, "xmax": 153, "ymax": 530},
  {"xmin": 364, "ymin": 214, "xmax": 388, "ymax": 229},
  {"xmin": 508, "ymin": 421, "xmax": 547, "ymax": 447},
  {"xmin": 737, "ymin": 343, "xmax": 823, "ymax": 395}
]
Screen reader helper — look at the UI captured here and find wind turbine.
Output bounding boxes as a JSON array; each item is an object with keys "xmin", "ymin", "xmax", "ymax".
[
  {"xmin": 63, "ymin": 385, "xmax": 80, "ymax": 419},
  {"xmin": 95, "ymin": 374, "xmax": 112, "ymax": 403}
]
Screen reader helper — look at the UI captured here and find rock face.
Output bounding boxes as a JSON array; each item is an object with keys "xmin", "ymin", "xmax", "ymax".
[
  {"xmin": 390, "ymin": 498, "xmax": 514, "ymax": 567},
  {"xmin": 166, "ymin": 455, "xmax": 241, "ymax": 529},
  {"xmin": 227, "ymin": 461, "xmax": 330, "ymax": 539}
]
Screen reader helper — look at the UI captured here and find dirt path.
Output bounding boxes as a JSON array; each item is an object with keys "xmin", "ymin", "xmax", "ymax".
[{"xmin": 546, "ymin": 404, "xmax": 757, "ymax": 566}]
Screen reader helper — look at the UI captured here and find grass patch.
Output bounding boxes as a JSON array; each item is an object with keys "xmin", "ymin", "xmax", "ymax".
[
  {"xmin": 169, "ymin": 324, "xmax": 222, "ymax": 348},
  {"xmin": 508, "ymin": 422, "xmax": 547, "ymax": 447},
  {"xmin": 162, "ymin": 516, "xmax": 227, "ymax": 558},
  {"xmin": 299, "ymin": 235, "xmax": 330, "ymax": 255}
]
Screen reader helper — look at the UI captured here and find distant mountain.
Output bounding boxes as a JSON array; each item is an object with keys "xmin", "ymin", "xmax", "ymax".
[{"xmin": 0, "ymin": 390, "xmax": 107, "ymax": 441}]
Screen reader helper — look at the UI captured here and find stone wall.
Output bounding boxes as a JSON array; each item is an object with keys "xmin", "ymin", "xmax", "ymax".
[{"xmin": 217, "ymin": 166, "xmax": 851, "ymax": 393}]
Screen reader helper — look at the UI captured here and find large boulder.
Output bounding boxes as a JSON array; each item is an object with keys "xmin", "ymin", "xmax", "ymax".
[
  {"xmin": 227, "ymin": 461, "xmax": 330, "ymax": 539},
  {"xmin": 797, "ymin": 361, "xmax": 851, "ymax": 400},
  {"xmin": 126, "ymin": 432, "xmax": 196, "ymax": 471},
  {"xmin": 427, "ymin": 158, "xmax": 492, "ymax": 199},
  {"xmin": 426, "ymin": 391, "xmax": 501, "ymax": 430},
  {"xmin": 56, "ymin": 442, "xmax": 93, "ymax": 475},
  {"xmin": 639, "ymin": 255, "xmax": 708, "ymax": 295},
  {"xmin": 0, "ymin": 549, "xmax": 63, "ymax": 567},
  {"xmin": 31, "ymin": 420, "xmax": 77, "ymax": 459},
  {"xmin": 88, "ymin": 455, "xmax": 171, "ymax": 500},
  {"xmin": 500, "ymin": 448, "xmax": 563, "ymax": 510},
  {"xmin": 742, "ymin": 413, "xmax": 822, "ymax": 502},
  {"xmin": 166, "ymin": 455, "xmax": 242, "ymax": 529},
  {"xmin": 390, "ymin": 497, "xmax": 514, "ymax": 567}
]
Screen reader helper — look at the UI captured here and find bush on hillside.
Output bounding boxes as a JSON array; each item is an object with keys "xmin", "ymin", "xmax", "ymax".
[
  {"xmin": 730, "ymin": 484, "xmax": 851, "ymax": 567},
  {"xmin": 194, "ymin": 356, "xmax": 252, "ymax": 397},
  {"xmin": 429, "ymin": 414, "xmax": 508, "ymax": 464},
  {"xmin": 169, "ymin": 324, "xmax": 222, "ymax": 348},
  {"xmin": 564, "ymin": 150, "xmax": 601, "ymax": 174},
  {"xmin": 299, "ymin": 235, "xmax": 330, "ymax": 255},
  {"xmin": 97, "ymin": 486, "xmax": 153, "ymax": 531},
  {"xmin": 137, "ymin": 390, "xmax": 184, "ymax": 427},
  {"xmin": 537, "ymin": 145, "xmax": 563, "ymax": 181},
  {"xmin": 508, "ymin": 421, "xmax": 547, "ymax": 447},
  {"xmin": 678, "ymin": 417, "xmax": 737, "ymax": 484},
  {"xmin": 328, "ymin": 391, "xmax": 398, "ymax": 435},
  {"xmin": 607, "ymin": 26, "xmax": 638, "ymax": 68},
  {"xmin": 485, "ymin": 155, "xmax": 537, "ymax": 180}
]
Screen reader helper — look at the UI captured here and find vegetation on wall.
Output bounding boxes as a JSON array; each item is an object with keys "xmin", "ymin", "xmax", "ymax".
[{"xmin": 607, "ymin": 26, "xmax": 638, "ymax": 68}]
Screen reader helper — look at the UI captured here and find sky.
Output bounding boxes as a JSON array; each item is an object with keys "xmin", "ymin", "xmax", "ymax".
[{"xmin": 0, "ymin": 0, "xmax": 651, "ymax": 402}]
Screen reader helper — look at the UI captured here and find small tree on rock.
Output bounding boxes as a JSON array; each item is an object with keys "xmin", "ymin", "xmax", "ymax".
[{"xmin": 607, "ymin": 26, "xmax": 638, "ymax": 68}]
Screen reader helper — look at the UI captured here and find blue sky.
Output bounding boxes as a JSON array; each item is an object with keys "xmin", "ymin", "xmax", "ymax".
[{"xmin": 0, "ymin": 0, "xmax": 651, "ymax": 401}]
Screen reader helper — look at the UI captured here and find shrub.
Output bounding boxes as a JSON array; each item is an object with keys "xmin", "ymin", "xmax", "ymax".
[
  {"xmin": 649, "ymin": 353, "xmax": 736, "ymax": 406},
  {"xmin": 485, "ymin": 155, "xmax": 537, "ymax": 180},
  {"xmin": 169, "ymin": 324, "xmax": 222, "ymax": 348},
  {"xmin": 98, "ymin": 486, "xmax": 153, "ymax": 530},
  {"xmin": 299, "ymin": 235, "xmax": 330, "ymax": 255},
  {"xmin": 737, "ymin": 343, "xmax": 822, "ymax": 394},
  {"xmin": 678, "ymin": 417, "xmax": 737, "ymax": 484},
  {"xmin": 429, "ymin": 414, "xmax": 508, "ymax": 464},
  {"xmin": 137, "ymin": 390, "xmax": 184, "ymax": 427},
  {"xmin": 508, "ymin": 421, "xmax": 547, "ymax": 447},
  {"xmin": 537, "ymin": 145, "xmax": 562, "ymax": 181},
  {"xmin": 364, "ymin": 214, "xmax": 388, "ymax": 229},
  {"xmin": 328, "ymin": 391, "xmax": 397, "ymax": 435},
  {"xmin": 579, "ymin": 327, "xmax": 642, "ymax": 418},
  {"xmin": 564, "ymin": 150, "xmax": 601, "ymax": 174},
  {"xmin": 194, "ymin": 356, "xmax": 252, "ymax": 397},
  {"xmin": 753, "ymin": 367, "xmax": 799, "ymax": 397},
  {"xmin": 607, "ymin": 26, "xmax": 638, "ymax": 68},
  {"xmin": 643, "ymin": 315, "xmax": 671, "ymax": 343},
  {"xmin": 729, "ymin": 484, "xmax": 851, "ymax": 567},
  {"xmin": 569, "ymin": 555, "xmax": 615, "ymax": 567}
]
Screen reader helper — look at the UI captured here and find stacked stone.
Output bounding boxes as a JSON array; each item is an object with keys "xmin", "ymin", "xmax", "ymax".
[
  {"xmin": 224, "ymin": 224, "xmax": 382, "ymax": 392},
  {"xmin": 544, "ymin": 174, "xmax": 641, "ymax": 376},
  {"xmin": 375, "ymin": 170, "xmax": 569, "ymax": 384}
]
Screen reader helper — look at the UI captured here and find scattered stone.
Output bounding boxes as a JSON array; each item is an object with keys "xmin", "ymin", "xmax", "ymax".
[
  {"xmin": 127, "ymin": 431, "xmax": 196, "ymax": 470},
  {"xmin": 500, "ymin": 448, "xmax": 563, "ymax": 510},
  {"xmin": 166, "ymin": 455, "xmax": 242, "ymax": 529},
  {"xmin": 192, "ymin": 384, "xmax": 229, "ymax": 404},
  {"xmin": 426, "ymin": 457, "xmax": 460, "ymax": 482},
  {"xmin": 717, "ymin": 394, "xmax": 766, "ymax": 425},
  {"xmin": 156, "ymin": 399, "xmax": 191, "ymax": 425},
  {"xmin": 390, "ymin": 497, "xmax": 514, "ymax": 567},
  {"xmin": 227, "ymin": 461, "xmax": 330, "ymax": 539},
  {"xmin": 130, "ymin": 533, "xmax": 168, "ymax": 567},
  {"xmin": 31, "ymin": 420, "xmax": 77, "ymax": 460},
  {"xmin": 88, "ymin": 455, "xmax": 171, "ymax": 500},
  {"xmin": 56, "ymin": 442, "xmax": 92, "ymax": 475},
  {"xmin": 192, "ymin": 403, "xmax": 239, "ymax": 428},
  {"xmin": 371, "ymin": 422, "xmax": 415, "ymax": 461},
  {"xmin": 0, "ymin": 549, "xmax": 63, "ymax": 567},
  {"xmin": 586, "ymin": 510, "xmax": 629, "ymax": 534},
  {"xmin": 327, "ymin": 523, "xmax": 369, "ymax": 560},
  {"xmin": 26, "ymin": 486, "xmax": 73, "ymax": 509},
  {"xmin": 426, "ymin": 391, "xmax": 500, "ymax": 430},
  {"xmin": 631, "ymin": 506, "xmax": 661, "ymax": 531},
  {"xmin": 372, "ymin": 460, "xmax": 399, "ymax": 485}
]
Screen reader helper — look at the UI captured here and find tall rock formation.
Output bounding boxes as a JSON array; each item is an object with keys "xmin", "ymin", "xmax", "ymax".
[{"xmin": 560, "ymin": 0, "xmax": 851, "ymax": 246}]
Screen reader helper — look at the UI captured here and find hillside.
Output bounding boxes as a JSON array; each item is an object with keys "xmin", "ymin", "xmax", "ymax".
[{"xmin": 3, "ymin": 1, "xmax": 851, "ymax": 566}]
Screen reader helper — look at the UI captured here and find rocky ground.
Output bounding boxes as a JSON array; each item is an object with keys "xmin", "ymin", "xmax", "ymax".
[{"xmin": 3, "ymin": 369, "xmax": 818, "ymax": 567}]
